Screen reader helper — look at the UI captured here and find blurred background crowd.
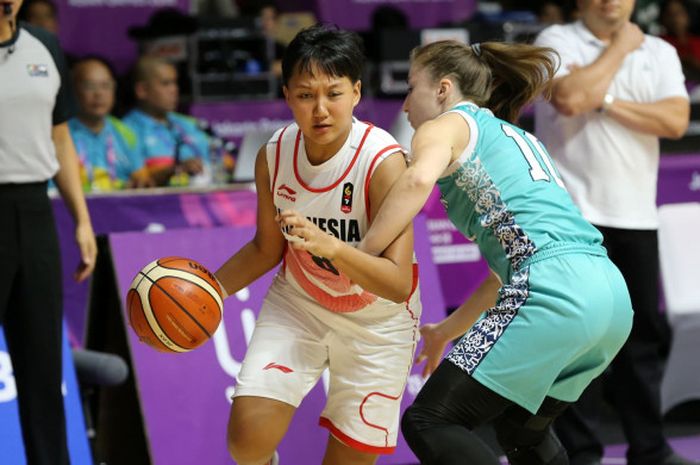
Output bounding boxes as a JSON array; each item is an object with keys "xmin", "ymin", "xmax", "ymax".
[{"xmin": 15, "ymin": 0, "xmax": 700, "ymax": 193}]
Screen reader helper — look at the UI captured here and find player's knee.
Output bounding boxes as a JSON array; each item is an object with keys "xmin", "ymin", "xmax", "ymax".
[
  {"xmin": 401, "ymin": 402, "xmax": 439, "ymax": 448},
  {"xmin": 227, "ymin": 421, "xmax": 269, "ymax": 464},
  {"xmin": 227, "ymin": 437, "xmax": 269, "ymax": 465}
]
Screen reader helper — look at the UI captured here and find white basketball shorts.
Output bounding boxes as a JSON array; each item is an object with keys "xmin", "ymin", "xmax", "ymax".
[{"xmin": 233, "ymin": 274, "xmax": 422, "ymax": 454}]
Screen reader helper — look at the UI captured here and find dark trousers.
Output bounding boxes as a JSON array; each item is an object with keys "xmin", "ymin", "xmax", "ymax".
[
  {"xmin": 0, "ymin": 182, "xmax": 70, "ymax": 465},
  {"xmin": 403, "ymin": 361, "xmax": 570, "ymax": 465},
  {"xmin": 554, "ymin": 225, "xmax": 671, "ymax": 465}
]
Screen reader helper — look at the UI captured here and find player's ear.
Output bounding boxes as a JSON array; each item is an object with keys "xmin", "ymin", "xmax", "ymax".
[
  {"xmin": 282, "ymin": 86, "xmax": 289, "ymax": 101},
  {"xmin": 437, "ymin": 78, "xmax": 452, "ymax": 104},
  {"xmin": 352, "ymin": 80, "xmax": 361, "ymax": 107}
]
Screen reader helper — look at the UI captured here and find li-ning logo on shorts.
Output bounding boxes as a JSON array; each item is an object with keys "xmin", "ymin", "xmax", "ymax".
[
  {"xmin": 341, "ymin": 182, "xmax": 353, "ymax": 213},
  {"xmin": 276, "ymin": 184, "xmax": 297, "ymax": 202},
  {"xmin": 26, "ymin": 64, "xmax": 49, "ymax": 77},
  {"xmin": 263, "ymin": 362, "xmax": 294, "ymax": 373}
]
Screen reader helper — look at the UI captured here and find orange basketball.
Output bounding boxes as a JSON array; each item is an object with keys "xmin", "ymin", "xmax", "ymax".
[{"xmin": 127, "ymin": 256, "xmax": 223, "ymax": 353}]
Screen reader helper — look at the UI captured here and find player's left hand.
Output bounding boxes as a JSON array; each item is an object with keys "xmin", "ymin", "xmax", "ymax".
[{"xmin": 277, "ymin": 209, "xmax": 340, "ymax": 259}]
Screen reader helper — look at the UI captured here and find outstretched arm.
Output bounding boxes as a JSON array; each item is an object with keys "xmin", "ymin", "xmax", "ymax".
[
  {"xmin": 360, "ymin": 113, "xmax": 466, "ymax": 256},
  {"xmin": 416, "ymin": 272, "xmax": 501, "ymax": 377}
]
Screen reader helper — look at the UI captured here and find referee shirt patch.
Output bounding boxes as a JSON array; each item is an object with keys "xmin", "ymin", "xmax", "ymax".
[{"xmin": 26, "ymin": 64, "xmax": 49, "ymax": 77}]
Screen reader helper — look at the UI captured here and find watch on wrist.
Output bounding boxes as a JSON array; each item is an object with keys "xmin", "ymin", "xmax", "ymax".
[{"xmin": 599, "ymin": 93, "xmax": 615, "ymax": 113}]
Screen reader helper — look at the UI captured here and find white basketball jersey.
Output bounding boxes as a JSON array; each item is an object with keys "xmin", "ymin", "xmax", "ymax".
[{"xmin": 266, "ymin": 119, "xmax": 403, "ymax": 313}]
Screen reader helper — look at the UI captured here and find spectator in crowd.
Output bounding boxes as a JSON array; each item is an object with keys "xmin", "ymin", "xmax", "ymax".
[
  {"xmin": 0, "ymin": 2, "xmax": 97, "ymax": 464},
  {"xmin": 123, "ymin": 56, "xmax": 210, "ymax": 187},
  {"xmin": 660, "ymin": 0, "xmax": 700, "ymax": 80},
  {"xmin": 257, "ymin": 0, "xmax": 286, "ymax": 79},
  {"xmin": 17, "ymin": 0, "xmax": 57, "ymax": 34},
  {"xmin": 534, "ymin": 0, "xmax": 692, "ymax": 464},
  {"xmin": 538, "ymin": 0, "xmax": 566, "ymax": 24},
  {"xmin": 69, "ymin": 57, "xmax": 153, "ymax": 191}
]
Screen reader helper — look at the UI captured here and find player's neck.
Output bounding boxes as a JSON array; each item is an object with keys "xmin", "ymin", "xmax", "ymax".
[{"xmin": 304, "ymin": 126, "xmax": 351, "ymax": 166}]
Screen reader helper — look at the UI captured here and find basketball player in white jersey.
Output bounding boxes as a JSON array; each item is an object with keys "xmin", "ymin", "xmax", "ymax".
[{"xmin": 214, "ymin": 25, "xmax": 422, "ymax": 465}]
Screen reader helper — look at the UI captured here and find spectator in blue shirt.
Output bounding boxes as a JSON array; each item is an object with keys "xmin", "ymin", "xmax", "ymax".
[
  {"xmin": 69, "ymin": 57, "xmax": 152, "ymax": 191},
  {"xmin": 123, "ymin": 56, "xmax": 210, "ymax": 187}
]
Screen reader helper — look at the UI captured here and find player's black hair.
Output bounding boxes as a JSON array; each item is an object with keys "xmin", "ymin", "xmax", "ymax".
[{"xmin": 281, "ymin": 24, "xmax": 365, "ymax": 86}]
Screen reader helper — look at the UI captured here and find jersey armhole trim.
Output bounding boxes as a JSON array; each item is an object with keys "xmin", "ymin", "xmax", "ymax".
[
  {"xmin": 440, "ymin": 109, "xmax": 479, "ymax": 178},
  {"xmin": 270, "ymin": 125, "xmax": 290, "ymax": 192},
  {"xmin": 363, "ymin": 144, "xmax": 403, "ymax": 222}
]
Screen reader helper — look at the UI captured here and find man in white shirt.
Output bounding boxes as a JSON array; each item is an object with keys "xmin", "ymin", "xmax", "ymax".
[{"xmin": 534, "ymin": 1, "xmax": 692, "ymax": 465}]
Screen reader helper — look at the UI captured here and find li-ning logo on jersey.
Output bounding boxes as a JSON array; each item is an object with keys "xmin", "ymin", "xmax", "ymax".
[
  {"xmin": 26, "ymin": 64, "xmax": 49, "ymax": 77},
  {"xmin": 341, "ymin": 182, "xmax": 353, "ymax": 213},
  {"xmin": 277, "ymin": 184, "xmax": 297, "ymax": 202}
]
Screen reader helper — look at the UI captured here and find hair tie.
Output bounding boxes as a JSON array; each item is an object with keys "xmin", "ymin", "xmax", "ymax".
[{"xmin": 470, "ymin": 43, "xmax": 482, "ymax": 57}]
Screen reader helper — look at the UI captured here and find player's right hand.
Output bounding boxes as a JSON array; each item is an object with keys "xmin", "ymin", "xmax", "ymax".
[
  {"xmin": 415, "ymin": 323, "xmax": 450, "ymax": 378},
  {"xmin": 277, "ymin": 209, "xmax": 341, "ymax": 259}
]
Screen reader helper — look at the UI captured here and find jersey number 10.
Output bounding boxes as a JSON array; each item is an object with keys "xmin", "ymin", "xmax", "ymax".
[{"xmin": 502, "ymin": 124, "xmax": 565, "ymax": 188}]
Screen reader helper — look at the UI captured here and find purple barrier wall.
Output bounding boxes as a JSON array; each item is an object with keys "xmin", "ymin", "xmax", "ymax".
[
  {"xmin": 52, "ymin": 152, "xmax": 700, "ymax": 341},
  {"xmin": 314, "ymin": 0, "xmax": 476, "ymax": 30},
  {"xmin": 108, "ymin": 215, "xmax": 444, "ymax": 464},
  {"xmin": 52, "ymin": 187, "xmax": 258, "ymax": 343}
]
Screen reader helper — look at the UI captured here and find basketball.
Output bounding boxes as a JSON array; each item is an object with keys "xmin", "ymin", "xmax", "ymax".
[{"xmin": 127, "ymin": 257, "xmax": 223, "ymax": 353}]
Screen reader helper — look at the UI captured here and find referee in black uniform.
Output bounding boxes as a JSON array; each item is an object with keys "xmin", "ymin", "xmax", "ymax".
[{"xmin": 0, "ymin": 1, "xmax": 97, "ymax": 464}]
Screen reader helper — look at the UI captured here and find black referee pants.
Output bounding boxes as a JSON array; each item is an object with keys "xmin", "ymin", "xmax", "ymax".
[
  {"xmin": 0, "ymin": 182, "xmax": 70, "ymax": 465},
  {"xmin": 554, "ymin": 226, "xmax": 671, "ymax": 465}
]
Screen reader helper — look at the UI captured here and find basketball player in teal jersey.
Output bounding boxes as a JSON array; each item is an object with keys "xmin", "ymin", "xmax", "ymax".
[{"xmin": 349, "ymin": 40, "xmax": 635, "ymax": 465}]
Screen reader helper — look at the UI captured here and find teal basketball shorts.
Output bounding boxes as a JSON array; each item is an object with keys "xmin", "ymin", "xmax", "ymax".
[{"xmin": 446, "ymin": 244, "xmax": 633, "ymax": 413}]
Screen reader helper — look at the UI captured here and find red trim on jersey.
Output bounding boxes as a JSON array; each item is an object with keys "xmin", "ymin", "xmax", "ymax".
[
  {"xmin": 408, "ymin": 263, "xmax": 419, "ymax": 302},
  {"xmin": 293, "ymin": 124, "xmax": 373, "ymax": 193},
  {"xmin": 319, "ymin": 417, "xmax": 396, "ymax": 455},
  {"xmin": 270, "ymin": 125, "xmax": 290, "ymax": 192},
  {"xmin": 405, "ymin": 264, "xmax": 420, "ymax": 341},
  {"xmin": 363, "ymin": 144, "xmax": 402, "ymax": 222}
]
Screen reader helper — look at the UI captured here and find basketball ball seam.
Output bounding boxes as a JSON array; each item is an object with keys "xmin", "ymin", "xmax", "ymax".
[
  {"xmin": 128, "ymin": 288, "xmax": 182, "ymax": 352},
  {"xmin": 142, "ymin": 271, "xmax": 216, "ymax": 339}
]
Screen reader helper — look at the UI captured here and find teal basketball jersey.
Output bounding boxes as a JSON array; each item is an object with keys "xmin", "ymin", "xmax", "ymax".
[{"xmin": 436, "ymin": 102, "xmax": 603, "ymax": 281}]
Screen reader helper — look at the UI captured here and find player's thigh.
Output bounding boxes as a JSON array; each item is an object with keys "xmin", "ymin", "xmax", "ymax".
[
  {"xmin": 234, "ymin": 288, "xmax": 330, "ymax": 406},
  {"xmin": 321, "ymin": 308, "xmax": 417, "ymax": 453}
]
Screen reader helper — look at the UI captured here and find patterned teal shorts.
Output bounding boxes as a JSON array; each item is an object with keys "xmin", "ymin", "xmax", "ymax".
[{"xmin": 446, "ymin": 246, "xmax": 633, "ymax": 413}]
